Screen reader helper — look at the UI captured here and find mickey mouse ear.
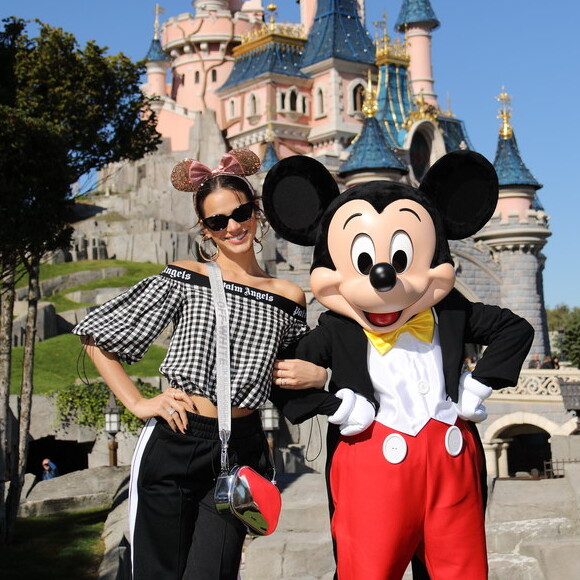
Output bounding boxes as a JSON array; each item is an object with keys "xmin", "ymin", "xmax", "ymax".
[
  {"xmin": 419, "ymin": 150, "xmax": 499, "ymax": 240},
  {"xmin": 262, "ymin": 156, "xmax": 340, "ymax": 246}
]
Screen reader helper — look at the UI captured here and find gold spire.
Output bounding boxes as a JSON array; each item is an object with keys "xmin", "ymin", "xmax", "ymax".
[
  {"xmin": 267, "ymin": 4, "xmax": 277, "ymax": 30},
  {"xmin": 443, "ymin": 92, "xmax": 454, "ymax": 117},
  {"xmin": 236, "ymin": 3, "xmax": 305, "ymax": 55},
  {"xmin": 403, "ymin": 90, "xmax": 439, "ymax": 129},
  {"xmin": 362, "ymin": 70, "xmax": 378, "ymax": 118},
  {"xmin": 374, "ymin": 12, "xmax": 410, "ymax": 67},
  {"xmin": 496, "ymin": 87, "xmax": 513, "ymax": 139},
  {"xmin": 153, "ymin": 4, "xmax": 164, "ymax": 40}
]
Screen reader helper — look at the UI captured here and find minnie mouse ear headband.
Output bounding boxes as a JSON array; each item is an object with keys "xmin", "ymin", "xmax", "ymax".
[{"xmin": 171, "ymin": 148, "xmax": 262, "ymax": 193}]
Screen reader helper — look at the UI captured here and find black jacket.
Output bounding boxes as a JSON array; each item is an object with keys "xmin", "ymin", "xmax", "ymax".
[{"xmin": 272, "ymin": 289, "xmax": 534, "ymax": 459}]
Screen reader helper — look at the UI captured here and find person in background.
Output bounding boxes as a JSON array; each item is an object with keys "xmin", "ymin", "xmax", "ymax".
[
  {"xmin": 41, "ymin": 458, "xmax": 59, "ymax": 480},
  {"xmin": 541, "ymin": 354, "xmax": 554, "ymax": 369},
  {"xmin": 527, "ymin": 353, "xmax": 541, "ymax": 369}
]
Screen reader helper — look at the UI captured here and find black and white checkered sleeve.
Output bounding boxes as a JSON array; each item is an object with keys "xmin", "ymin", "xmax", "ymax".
[
  {"xmin": 280, "ymin": 317, "xmax": 310, "ymax": 351},
  {"xmin": 71, "ymin": 275, "xmax": 183, "ymax": 364}
]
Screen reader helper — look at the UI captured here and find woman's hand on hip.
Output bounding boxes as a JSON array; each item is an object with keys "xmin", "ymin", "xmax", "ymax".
[{"xmin": 132, "ymin": 388, "xmax": 196, "ymax": 433}]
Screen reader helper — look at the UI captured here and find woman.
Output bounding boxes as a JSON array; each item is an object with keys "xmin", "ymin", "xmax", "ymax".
[{"xmin": 73, "ymin": 149, "xmax": 326, "ymax": 579}]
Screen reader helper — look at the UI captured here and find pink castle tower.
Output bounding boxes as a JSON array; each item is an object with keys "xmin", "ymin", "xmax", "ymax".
[
  {"xmin": 395, "ymin": 0, "xmax": 440, "ymax": 108},
  {"xmin": 143, "ymin": 1, "xmax": 264, "ymax": 151}
]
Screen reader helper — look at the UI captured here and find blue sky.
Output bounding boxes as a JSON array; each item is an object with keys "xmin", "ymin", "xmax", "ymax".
[{"xmin": 4, "ymin": 1, "xmax": 579, "ymax": 308}]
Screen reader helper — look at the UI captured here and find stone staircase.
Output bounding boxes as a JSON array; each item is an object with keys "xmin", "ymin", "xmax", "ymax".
[
  {"xmin": 243, "ymin": 466, "xmax": 580, "ymax": 580},
  {"xmin": 486, "ymin": 464, "xmax": 580, "ymax": 580},
  {"xmin": 242, "ymin": 473, "xmax": 335, "ymax": 580},
  {"xmin": 242, "ymin": 473, "xmax": 413, "ymax": 580}
]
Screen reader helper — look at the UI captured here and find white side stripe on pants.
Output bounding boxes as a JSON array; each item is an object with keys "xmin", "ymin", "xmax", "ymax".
[{"xmin": 129, "ymin": 417, "xmax": 157, "ymax": 575}]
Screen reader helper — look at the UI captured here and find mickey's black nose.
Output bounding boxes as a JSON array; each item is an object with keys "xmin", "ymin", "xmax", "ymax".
[{"xmin": 369, "ymin": 262, "xmax": 397, "ymax": 292}]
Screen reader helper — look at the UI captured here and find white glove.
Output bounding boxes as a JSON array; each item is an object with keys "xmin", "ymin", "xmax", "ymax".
[
  {"xmin": 454, "ymin": 372, "xmax": 492, "ymax": 423},
  {"xmin": 328, "ymin": 388, "xmax": 375, "ymax": 436}
]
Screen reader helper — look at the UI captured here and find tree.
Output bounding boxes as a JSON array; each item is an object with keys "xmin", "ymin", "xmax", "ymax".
[
  {"xmin": 560, "ymin": 311, "xmax": 580, "ymax": 369},
  {"xmin": 0, "ymin": 17, "xmax": 162, "ymax": 544},
  {"xmin": 546, "ymin": 304, "xmax": 571, "ymax": 333}
]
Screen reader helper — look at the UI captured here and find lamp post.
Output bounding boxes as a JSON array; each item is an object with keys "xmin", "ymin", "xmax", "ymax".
[
  {"xmin": 260, "ymin": 400, "xmax": 279, "ymax": 451},
  {"xmin": 104, "ymin": 391, "xmax": 121, "ymax": 466}
]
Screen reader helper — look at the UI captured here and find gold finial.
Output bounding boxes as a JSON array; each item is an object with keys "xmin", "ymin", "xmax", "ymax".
[
  {"xmin": 403, "ymin": 89, "xmax": 439, "ymax": 129},
  {"xmin": 373, "ymin": 12, "xmax": 389, "ymax": 45},
  {"xmin": 154, "ymin": 4, "xmax": 165, "ymax": 40},
  {"xmin": 362, "ymin": 70, "xmax": 378, "ymax": 118},
  {"xmin": 444, "ymin": 92, "xmax": 454, "ymax": 117},
  {"xmin": 267, "ymin": 4, "xmax": 277, "ymax": 29},
  {"xmin": 496, "ymin": 87, "xmax": 513, "ymax": 139}
]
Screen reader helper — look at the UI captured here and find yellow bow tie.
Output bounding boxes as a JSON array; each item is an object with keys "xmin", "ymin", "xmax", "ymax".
[{"xmin": 364, "ymin": 309, "xmax": 435, "ymax": 355}]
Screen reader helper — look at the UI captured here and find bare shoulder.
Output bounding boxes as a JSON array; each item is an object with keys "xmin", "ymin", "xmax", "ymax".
[
  {"xmin": 267, "ymin": 277, "xmax": 306, "ymax": 306},
  {"xmin": 170, "ymin": 260, "xmax": 205, "ymax": 275}
]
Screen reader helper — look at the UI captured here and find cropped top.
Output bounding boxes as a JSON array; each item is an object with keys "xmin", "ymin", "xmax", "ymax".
[{"xmin": 72, "ymin": 265, "xmax": 309, "ymax": 409}]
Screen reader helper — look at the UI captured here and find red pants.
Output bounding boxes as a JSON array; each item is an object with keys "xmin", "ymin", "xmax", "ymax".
[{"xmin": 329, "ymin": 419, "xmax": 487, "ymax": 580}]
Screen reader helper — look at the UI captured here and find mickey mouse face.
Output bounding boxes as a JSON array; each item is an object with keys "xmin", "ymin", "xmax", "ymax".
[
  {"xmin": 263, "ymin": 150, "xmax": 498, "ymax": 332},
  {"xmin": 310, "ymin": 197, "xmax": 455, "ymax": 332}
]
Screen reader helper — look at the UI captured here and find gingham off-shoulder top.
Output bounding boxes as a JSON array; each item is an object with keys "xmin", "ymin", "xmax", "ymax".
[{"xmin": 72, "ymin": 265, "xmax": 309, "ymax": 409}]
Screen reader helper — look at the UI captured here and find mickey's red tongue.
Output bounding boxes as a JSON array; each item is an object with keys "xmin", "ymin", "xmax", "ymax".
[{"xmin": 366, "ymin": 311, "xmax": 401, "ymax": 327}]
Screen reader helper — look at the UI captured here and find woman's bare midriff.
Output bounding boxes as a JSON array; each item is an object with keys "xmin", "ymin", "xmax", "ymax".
[{"xmin": 187, "ymin": 393, "xmax": 255, "ymax": 418}]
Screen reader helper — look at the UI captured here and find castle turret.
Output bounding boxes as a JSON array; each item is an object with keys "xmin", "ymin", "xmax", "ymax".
[
  {"xmin": 475, "ymin": 90, "xmax": 551, "ymax": 358},
  {"xmin": 395, "ymin": 0, "xmax": 439, "ymax": 107},
  {"xmin": 144, "ymin": 5, "xmax": 171, "ymax": 103},
  {"xmin": 300, "ymin": 0, "xmax": 375, "ymax": 166},
  {"xmin": 217, "ymin": 6, "xmax": 310, "ymax": 158},
  {"xmin": 339, "ymin": 73, "xmax": 407, "ymax": 187}
]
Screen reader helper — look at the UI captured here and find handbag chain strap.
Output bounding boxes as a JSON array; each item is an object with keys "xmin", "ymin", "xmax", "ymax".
[{"xmin": 206, "ymin": 261, "xmax": 232, "ymax": 474}]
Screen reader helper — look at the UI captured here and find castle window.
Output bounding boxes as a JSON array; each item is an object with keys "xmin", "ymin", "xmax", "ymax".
[
  {"xmin": 353, "ymin": 83, "xmax": 365, "ymax": 113},
  {"xmin": 228, "ymin": 98, "xmax": 236, "ymax": 120},
  {"xmin": 289, "ymin": 90, "xmax": 298, "ymax": 112},
  {"xmin": 211, "ymin": 69, "xmax": 217, "ymax": 83},
  {"xmin": 249, "ymin": 94, "xmax": 257, "ymax": 117},
  {"xmin": 194, "ymin": 71, "xmax": 200, "ymax": 84},
  {"xmin": 316, "ymin": 88, "xmax": 325, "ymax": 116}
]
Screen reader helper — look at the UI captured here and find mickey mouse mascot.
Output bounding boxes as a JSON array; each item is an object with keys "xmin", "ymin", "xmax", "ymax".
[{"xmin": 264, "ymin": 151, "xmax": 534, "ymax": 580}]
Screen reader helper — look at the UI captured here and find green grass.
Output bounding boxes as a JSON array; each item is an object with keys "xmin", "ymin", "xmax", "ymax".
[
  {"xmin": 0, "ymin": 508, "xmax": 108, "ymax": 580},
  {"xmin": 16, "ymin": 260, "xmax": 165, "ymax": 312},
  {"xmin": 36, "ymin": 259, "xmax": 163, "ymax": 283},
  {"xmin": 10, "ymin": 333, "xmax": 167, "ymax": 394}
]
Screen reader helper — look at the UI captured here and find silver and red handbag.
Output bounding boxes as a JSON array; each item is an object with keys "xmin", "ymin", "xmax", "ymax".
[{"xmin": 207, "ymin": 261, "xmax": 282, "ymax": 536}]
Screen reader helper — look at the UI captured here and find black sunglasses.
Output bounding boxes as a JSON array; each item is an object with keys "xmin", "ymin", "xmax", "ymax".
[{"xmin": 201, "ymin": 202, "xmax": 255, "ymax": 232}]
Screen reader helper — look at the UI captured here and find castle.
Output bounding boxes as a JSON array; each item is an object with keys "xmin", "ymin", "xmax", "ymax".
[
  {"xmin": 80, "ymin": 0, "xmax": 550, "ymax": 360},
  {"xmin": 35, "ymin": 0, "xmax": 580, "ymax": 497}
]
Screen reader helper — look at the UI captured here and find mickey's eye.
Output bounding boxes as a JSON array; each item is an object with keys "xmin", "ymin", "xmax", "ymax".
[
  {"xmin": 351, "ymin": 234, "xmax": 375, "ymax": 275},
  {"xmin": 390, "ymin": 231, "xmax": 413, "ymax": 273}
]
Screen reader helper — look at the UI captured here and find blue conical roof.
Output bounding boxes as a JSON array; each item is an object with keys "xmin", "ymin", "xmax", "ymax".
[
  {"xmin": 493, "ymin": 132, "xmax": 541, "ymax": 190},
  {"xmin": 339, "ymin": 116, "xmax": 407, "ymax": 176},
  {"xmin": 261, "ymin": 142, "xmax": 279, "ymax": 172},
  {"xmin": 396, "ymin": 0, "xmax": 440, "ymax": 31},
  {"xmin": 221, "ymin": 41, "xmax": 307, "ymax": 90},
  {"xmin": 145, "ymin": 38, "xmax": 169, "ymax": 62},
  {"xmin": 301, "ymin": 0, "xmax": 375, "ymax": 67}
]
